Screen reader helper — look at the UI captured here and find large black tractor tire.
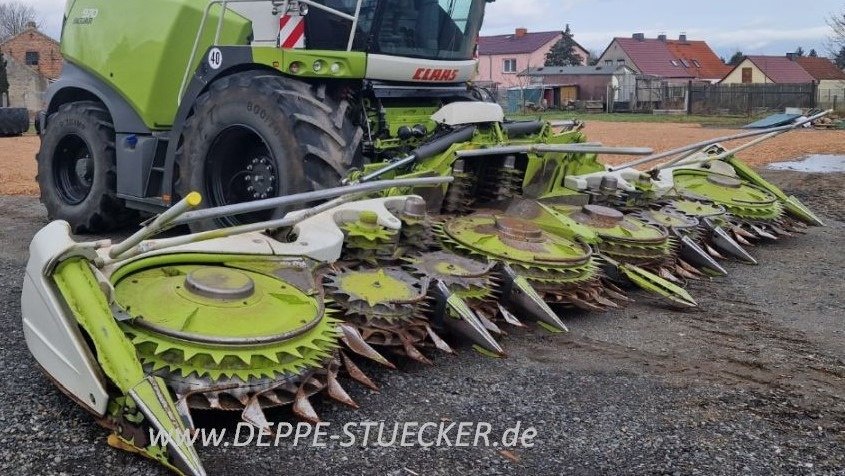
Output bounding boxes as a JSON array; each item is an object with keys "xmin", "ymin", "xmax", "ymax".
[
  {"xmin": 0, "ymin": 107, "xmax": 29, "ymax": 136},
  {"xmin": 176, "ymin": 71, "xmax": 363, "ymax": 231},
  {"xmin": 36, "ymin": 101, "xmax": 135, "ymax": 233}
]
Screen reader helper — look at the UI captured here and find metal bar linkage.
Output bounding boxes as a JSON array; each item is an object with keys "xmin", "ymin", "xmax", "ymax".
[
  {"xmin": 359, "ymin": 155, "xmax": 420, "ymax": 183},
  {"xmin": 172, "ymin": 177, "xmax": 450, "ymax": 227},
  {"xmin": 609, "ymin": 110, "xmax": 832, "ymax": 172},
  {"xmin": 105, "ymin": 176, "xmax": 453, "ymax": 264},
  {"xmin": 455, "ymin": 144, "xmax": 655, "ymax": 158},
  {"xmin": 109, "ymin": 193, "xmax": 204, "ymax": 259},
  {"xmin": 655, "ymin": 128, "xmax": 785, "ymax": 172}
]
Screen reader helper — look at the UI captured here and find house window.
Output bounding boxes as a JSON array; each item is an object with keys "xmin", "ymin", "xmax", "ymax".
[
  {"xmin": 741, "ymin": 67, "xmax": 753, "ymax": 84},
  {"xmin": 604, "ymin": 60, "xmax": 613, "ymax": 66},
  {"xmin": 691, "ymin": 60, "xmax": 701, "ymax": 68},
  {"xmin": 503, "ymin": 58, "xmax": 517, "ymax": 73},
  {"xmin": 25, "ymin": 51, "xmax": 40, "ymax": 66},
  {"xmin": 679, "ymin": 59, "xmax": 690, "ymax": 67},
  {"xmin": 670, "ymin": 60, "xmax": 680, "ymax": 67},
  {"xmin": 616, "ymin": 59, "xmax": 625, "ymax": 65}
]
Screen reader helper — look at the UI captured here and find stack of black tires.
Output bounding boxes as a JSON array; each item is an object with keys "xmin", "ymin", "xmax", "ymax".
[{"xmin": 0, "ymin": 107, "xmax": 29, "ymax": 136}]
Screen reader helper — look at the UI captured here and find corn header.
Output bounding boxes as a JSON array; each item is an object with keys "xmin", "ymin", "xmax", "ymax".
[{"xmin": 24, "ymin": 0, "xmax": 829, "ymax": 473}]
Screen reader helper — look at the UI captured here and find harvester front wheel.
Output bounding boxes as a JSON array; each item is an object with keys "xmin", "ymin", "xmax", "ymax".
[
  {"xmin": 36, "ymin": 101, "xmax": 133, "ymax": 233},
  {"xmin": 176, "ymin": 72, "xmax": 362, "ymax": 231}
]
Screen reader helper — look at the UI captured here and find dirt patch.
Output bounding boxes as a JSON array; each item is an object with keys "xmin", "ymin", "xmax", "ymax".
[
  {"xmin": 2, "ymin": 122, "xmax": 842, "ymax": 196},
  {"xmin": 0, "ymin": 134, "xmax": 39, "ymax": 196},
  {"xmin": 583, "ymin": 121, "xmax": 845, "ymax": 166}
]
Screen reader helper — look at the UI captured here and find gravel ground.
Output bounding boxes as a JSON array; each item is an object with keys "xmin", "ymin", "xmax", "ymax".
[{"xmin": 0, "ymin": 168, "xmax": 843, "ymax": 475}]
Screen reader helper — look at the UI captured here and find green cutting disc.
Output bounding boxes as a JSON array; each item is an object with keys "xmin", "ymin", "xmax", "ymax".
[
  {"xmin": 673, "ymin": 169, "xmax": 783, "ymax": 221},
  {"xmin": 637, "ymin": 208, "xmax": 700, "ymax": 230},
  {"xmin": 439, "ymin": 214, "xmax": 594, "ymax": 268},
  {"xmin": 552, "ymin": 204, "xmax": 668, "ymax": 243},
  {"xmin": 114, "ymin": 261, "xmax": 339, "ymax": 384}
]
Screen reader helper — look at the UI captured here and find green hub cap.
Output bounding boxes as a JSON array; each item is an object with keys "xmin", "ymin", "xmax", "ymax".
[
  {"xmin": 673, "ymin": 169, "xmax": 783, "ymax": 221},
  {"xmin": 440, "ymin": 215, "xmax": 593, "ymax": 268},
  {"xmin": 113, "ymin": 261, "xmax": 339, "ymax": 392},
  {"xmin": 335, "ymin": 268, "xmax": 417, "ymax": 306},
  {"xmin": 324, "ymin": 267, "xmax": 426, "ymax": 324}
]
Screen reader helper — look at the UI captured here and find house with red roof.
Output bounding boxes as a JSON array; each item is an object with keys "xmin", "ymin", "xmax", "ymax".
[
  {"xmin": 722, "ymin": 54, "xmax": 845, "ymax": 108},
  {"xmin": 794, "ymin": 56, "xmax": 845, "ymax": 82},
  {"xmin": 794, "ymin": 56, "xmax": 845, "ymax": 108},
  {"xmin": 720, "ymin": 55, "xmax": 815, "ymax": 84},
  {"xmin": 596, "ymin": 33, "xmax": 730, "ymax": 83},
  {"xmin": 477, "ymin": 28, "xmax": 588, "ymax": 88}
]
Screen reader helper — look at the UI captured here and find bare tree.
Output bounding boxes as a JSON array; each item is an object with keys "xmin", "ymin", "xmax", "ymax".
[
  {"xmin": 0, "ymin": 1, "xmax": 40, "ymax": 41},
  {"xmin": 828, "ymin": 9, "xmax": 845, "ymax": 53}
]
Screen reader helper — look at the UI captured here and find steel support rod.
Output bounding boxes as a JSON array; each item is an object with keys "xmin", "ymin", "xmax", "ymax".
[
  {"xmin": 359, "ymin": 155, "xmax": 418, "ymax": 183},
  {"xmin": 610, "ymin": 110, "xmax": 832, "ymax": 172},
  {"xmin": 655, "ymin": 128, "xmax": 785, "ymax": 171},
  {"xmin": 172, "ymin": 176, "xmax": 452, "ymax": 226},
  {"xmin": 105, "ymin": 194, "xmax": 357, "ymax": 264},
  {"xmin": 346, "ymin": 0, "xmax": 363, "ymax": 51},
  {"xmin": 455, "ymin": 144, "xmax": 654, "ymax": 158},
  {"xmin": 109, "ymin": 193, "xmax": 203, "ymax": 259}
]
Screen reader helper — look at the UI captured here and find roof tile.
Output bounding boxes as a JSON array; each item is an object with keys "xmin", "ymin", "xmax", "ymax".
[
  {"xmin": 478, "ymin": 31, "xmax": 562, "ymax": 56},
  {"xmin": 614, "ymin": 37, "xmax": 728, "ymax": 80},
  {"xmin": 794, "ymin": 56, "xmax": 845, "ymax": 80},
  {"xmin": 745, "ymin": 56, "xmax": 815, "ymax": 83}
]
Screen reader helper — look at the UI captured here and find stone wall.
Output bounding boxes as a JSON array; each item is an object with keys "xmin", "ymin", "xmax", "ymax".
[{"xmin": 5, "ymin": 54, "xmax": 48, "ymax": 113}]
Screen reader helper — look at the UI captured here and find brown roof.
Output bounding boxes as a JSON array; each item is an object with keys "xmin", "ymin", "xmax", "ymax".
[
  {"xmin": 665, "ymin": 41, "xmax": 731, "ymax": 80},
  {"xmin": 794, "ymin": 56, "xmax": 845, "ymax": 80},
  {"xmin": 610, "ymin": 36, "xmax": 728, "ymax": 80},
  {"xmin": 741, "ymin": 56, "xmax": 815, "ymax": 83},
  {"xmin": 478, "ymin": 31, "xmax": 562, "ymax": 56}
]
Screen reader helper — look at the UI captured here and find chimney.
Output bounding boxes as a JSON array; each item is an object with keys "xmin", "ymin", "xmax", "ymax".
[
  {"xmin": 658, "ymin": 34, "xmax": 667, "ymax": 42},
  {"xmin": 785, "ymin": 52, "xmax": 797, "ymax": 61},
  {"xmin": 515, "ymin": 28, "xmax": 528, "ymax": 38},
  {"xmin": 679, "ymin": 33, "xmax": 687, "ymax": 42},
  {"xmin": 25, "ymin": 21, "xmax": 37, "ymax": 30},
  {"xmin": 632, "ymin": 33, "xmax": 645, "ymax": 41}
]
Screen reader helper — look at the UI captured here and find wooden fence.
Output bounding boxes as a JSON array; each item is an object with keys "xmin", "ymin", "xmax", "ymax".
[{"xmin": 688, "ymin": 83, "xmax": 816, "ymax": 115}]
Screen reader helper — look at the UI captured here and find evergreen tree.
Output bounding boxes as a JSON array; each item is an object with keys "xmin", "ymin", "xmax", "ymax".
[
  {"xmin": 809, "ymin": 48, "xmax": 818, "ymax": 57},
  {"xmin": 835, "ymin": 46, "xmax": 845, "ymax": 69},
  {"xmin": 795, "ymin": 46, "xmax": 806, "ymax": 57},
  {"xmin": 0, "ymin": 50, "xmax": 9, "ymax": 106},
  {"xmin": 727, "ymin": 51, "xmax": 744, "ymax": 66},
  {"xmin": 545, "ymin": 24, "xmax": 584, "ymax": 67}
]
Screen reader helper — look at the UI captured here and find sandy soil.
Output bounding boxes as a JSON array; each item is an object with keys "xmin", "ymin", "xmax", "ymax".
[
  {"xmin": 2, "ymin": 122, "xmax": 842, "ymax": 196},
  {"xmin": 582, "ymin": 122, "xmax": 845, "ymax": 166},
  {"xmin": 0, "ymin": 134, "xmax": 40, "ymax": 196}
]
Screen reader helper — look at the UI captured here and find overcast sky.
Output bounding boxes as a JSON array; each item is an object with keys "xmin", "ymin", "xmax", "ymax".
[{"xmin": 27, "ymin": 0, "xmax": 843, "ymax": 58}]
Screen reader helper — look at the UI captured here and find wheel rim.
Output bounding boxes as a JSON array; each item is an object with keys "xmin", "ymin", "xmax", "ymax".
[
  {"xmin": 53, "ymin": 134, "xmax": 94, "ymax": 205},
  {"xmin": 205, "ymin": 125, "xmax": 280, "ymax": 227}
]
